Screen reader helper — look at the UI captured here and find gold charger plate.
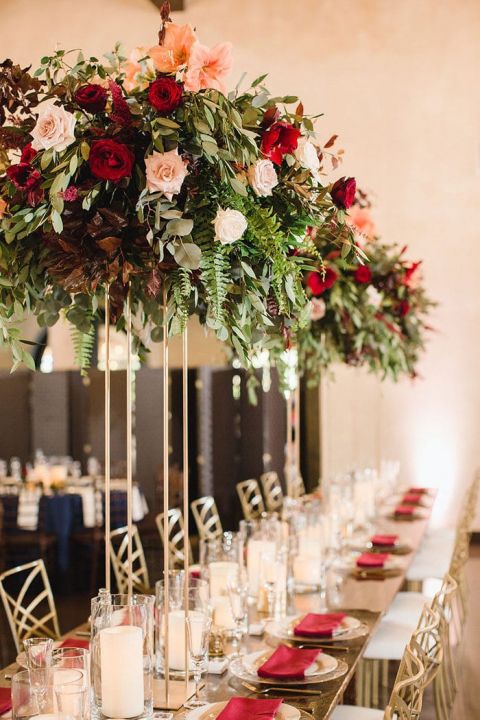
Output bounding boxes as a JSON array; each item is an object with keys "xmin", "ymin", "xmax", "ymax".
[{"xmin": 230, "ymin": 649, "xmax": 347, "ymax": 686}]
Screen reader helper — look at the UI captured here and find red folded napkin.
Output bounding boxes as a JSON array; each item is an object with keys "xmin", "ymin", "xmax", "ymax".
[
  {"xmin": 294, "ymin": 612, "xmax": 346, "ymax": 638},
  {"xmin": 402, "ymin": 493, "xmax": 422, "ymax": 505},
  {"xmin": 371, "ymin": 534, "xmax": 398, "ymax": 547},
  {"xmin": 395, "ymin": 505, "xmax": 415, "ymax": 516},
  {"xmin": 356, "ymin": 552, "xmax": 390, "ymax": 568},
  {"xmin": 59, "ymin": 637, "xmax": 90, "ymax": 649},
  {"xmin": 189, "ymin": 568, "xmax": 201, "ymax": 579},
  {"xmin": 409, "ymin": 487, "xmax": 428, "ymax": 494},
  {"xmin": 0, "ymin": 687, "xmax": 12, "ymax": 715},
  {"xmin": 216, "ymin": 697, "xmax": 283, "ymax": 720},
  {"xmin": 257, "ymin": 644, "xmax": 321, "ymax": 680}
]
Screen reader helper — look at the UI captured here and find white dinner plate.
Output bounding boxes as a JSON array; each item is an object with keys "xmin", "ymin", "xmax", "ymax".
[
  {"xmin": 242, "ymin": 648, "xmax": 338, "ymax": 678},
  {"xmin": 229, "ymin": 649, "xmax": 348, "ymax": 687},
  {"xmin": 185, "ymin": 700, "xmax": 300, "ymax": 720},
  {"xmin": 266, "ymin": 614, "xmax": 367, "ymax": 644}
]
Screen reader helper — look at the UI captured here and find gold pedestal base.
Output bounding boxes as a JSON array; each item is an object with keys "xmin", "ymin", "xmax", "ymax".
[{"xmin": 153, "ymin": 678, "xmax": 203, "ymax": 710}]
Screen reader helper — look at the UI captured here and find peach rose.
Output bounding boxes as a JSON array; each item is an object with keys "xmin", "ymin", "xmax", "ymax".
[
  {"xmin": 31, "ymin": 101, "xmax": 76, "ymax": 153},
  {"xmin": 184, "ymin": 42, "xmax": 233, "ymax": 94},
  {"xmin": 145, "ymin": 148, "xmax": 188, "ymax": 200},
  {"xmin": 0, "ymin": 197, "xmax": 7, "ymax": 218},
  {"xmin": 310, "ymin": 298, "xmax": 326, "ymax": 321},
  {"xmin": 247, "ymin": 159, "xmax": 278, "ymax": 197},
  {"xmin": 123, "ymin": 47, "xmax": 155, "ymax": 93},
  {"xmin": 346, "ymin": 206, "xmax": 376, "ymax": 240},
  {"xmin": 148, "ymin": 23, "xmax": 197, "ymax": 73}
]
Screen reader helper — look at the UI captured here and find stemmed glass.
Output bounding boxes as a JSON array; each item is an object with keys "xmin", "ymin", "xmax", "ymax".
[
  {"xmin": 184, "ymin": 613, "xmax": 212, "ymax": 709},
  {"xmin": 226, "ymin": 573, "xmax": 248, "ymax": 658},
  {"xmin": 24, "ymin": 637, "xmax": 53, "ymax": 712}
]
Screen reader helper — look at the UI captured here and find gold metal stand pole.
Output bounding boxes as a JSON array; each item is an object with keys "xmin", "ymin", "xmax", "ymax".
[
  {"xmin": 294, "ymin": 373, "xmax": 301, "ymax": 481},
  {"xmin": 162, "ymin": 288, "xmax": 170, "ymax": 704},
  {"xmin": 182, "ymin": 325, "xmax": 189, "ymax": 691},
  {"xmin": 126, "ymin": 285, "xmax": 133, "ymax": 600},
  {"xmin": 286, "ymin": 391, "xmax": 293, "ymax": 497},
  {"xmin": 104, "ymin": 285, "xmax": 111, "ymax": 591}
]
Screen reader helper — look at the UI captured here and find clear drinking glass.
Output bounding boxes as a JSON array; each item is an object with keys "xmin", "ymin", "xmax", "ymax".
[
  {"xmin": 53, "ymin": 668, "xmax": 86, "ymax": 720},
  {"xmin": 12, "ymin": 670, "xmax": 39, "ymax": 720},
  {"xmin": 226, "ymin": 573, "xmax": 248, "ymax": 658},
  {"xmin": 184, "ymin": 613, "xmax": 212, "ymax": 709},
  {"xmin": 24, "ymin": 637, "xmax": 53, "ymax": 712}
]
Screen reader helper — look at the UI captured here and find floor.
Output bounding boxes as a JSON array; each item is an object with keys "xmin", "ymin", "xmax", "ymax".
[{"xmin": 1, "ymin": 544, "xmax": 479, "ymax": 717}]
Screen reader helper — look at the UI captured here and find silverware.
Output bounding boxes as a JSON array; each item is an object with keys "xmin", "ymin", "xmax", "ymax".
[
  {"xmin": 240, "ymin": 680, "xmax": 322, "ymax": 696},
  {"xmin": 284, "ymin": 640, "xmax": 348, "ymax": 653},
  {"xmin": 75, "ymin": 631, "xmax": 90, "ymax": 637}
]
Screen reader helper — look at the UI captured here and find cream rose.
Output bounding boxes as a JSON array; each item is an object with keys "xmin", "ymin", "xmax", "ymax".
[
  {"xmin": 295, "ymin": 138, "xmax": 320, "ymax": 176},
  {"xmin": 145, "ymin": 148, "xmax": 188, "ymax": 200},
  {"xmin": 31, "ymin": 101, "xmax": 76, "ymax": 152},
  {"xmin": 247, "ymin": 159, "xmax": 278, "ymax": 197},
  {"xmin": 213, "ymin": 208, "xmax": 247, "ymax": 245},
  {"xmin": 310, "ymin": 298, "xmax": 326, "ymax": 321},
  {"xmin": 366, "ymin": 285, "xmax": 382, "ymax": 308}
]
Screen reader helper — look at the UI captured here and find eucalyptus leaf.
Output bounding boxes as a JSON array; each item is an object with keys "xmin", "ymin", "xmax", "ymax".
[{"xmin": 172, "ymin": 241, "xmax": 202, "ymax": 270}]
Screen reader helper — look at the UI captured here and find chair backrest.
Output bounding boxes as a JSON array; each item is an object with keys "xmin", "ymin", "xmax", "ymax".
[
  {"xmin": 385, "ymin": 644, "xmax": 425, "ymax": 720},
  {"xmin": 260, "ymin": 472, "xmax": 284, "ymax": 513},
  {"xmin": 0, "ymin": 559, "xmax": 60, "ymax": 653},
  {"xmin": 109, "ymin": 525, "xmax": 150, "ymax": 593},
  {"xmin": 411, "ymin": 605, "xmax": 443, "ymax": 688},
  {"xmin": 190, "ymin": 496, "xmax": 223, "ymax": 540},
  {"xmin": 236, "ymin": 479, "xmax": 265, "ymax": 520},
  {"xmin": 156, "ymin": 508, "xmax": 193, "ymax": 567},
  {"xmin": 291, "ymin": 473, "xmax": 306, "ymax": 498}
]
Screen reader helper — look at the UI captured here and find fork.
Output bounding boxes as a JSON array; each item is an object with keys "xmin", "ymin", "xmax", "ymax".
[
  {"xmin": 240, "ymin": 680, "xmax": 322, "ymax": 696},
  {"xmin": 283, "ymin": 640, "xmax": 349, "ymax": 653}
]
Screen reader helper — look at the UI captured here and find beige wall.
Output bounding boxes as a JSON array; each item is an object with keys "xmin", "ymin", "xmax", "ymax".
[{"xmin": 1, "ymin": 0, "xmax": 479, "ymax": 526}]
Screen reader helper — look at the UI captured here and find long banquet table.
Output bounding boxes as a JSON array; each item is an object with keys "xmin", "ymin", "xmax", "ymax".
[{"xmin": 0, "ymin": 502, "xmax": 434, "ymax": 719}]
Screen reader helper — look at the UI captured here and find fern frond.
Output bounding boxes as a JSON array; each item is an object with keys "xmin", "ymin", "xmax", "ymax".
[{"xmin": 70, "ymin": 323, "xmax": 95, "ymax": 376}]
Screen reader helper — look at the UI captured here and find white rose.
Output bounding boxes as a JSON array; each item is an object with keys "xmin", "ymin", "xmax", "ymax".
[
  {"xmin": 31, "ymin": 101, "xmax": 76, "ymax": 152},
  {"xmin": 213, "ymin": 208, "xmax": 247, "ymax": 245},
  {"xmin": 247, "ymin": 159, "xmax": 278, "ymax": 197},
  {"xmin": 366, "ymin": 285, "xmax": 382, "ymax": 308},
  {"xmin": 310, "ymin": 298, "xmax": 326, "ymax": 321},
  {"xmin": 295, "ymin": 138, "xmax": 320, "ymax": 175}
]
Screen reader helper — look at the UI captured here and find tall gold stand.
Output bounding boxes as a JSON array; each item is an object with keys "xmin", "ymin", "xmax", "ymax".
[
  {"xmin": 125, "ymin": 286, "xmax": 133, "ymax": 600},
  {"xmin": 104, "ymin": 285, "xmax": 111, "ymax": 590},
  {"xmin": 182, "ymin": 326, "xmax": 189, "ymax": 687},
  {"xmin": 162, "ymin": 288, "xmax": 170, "ymax": 705}
]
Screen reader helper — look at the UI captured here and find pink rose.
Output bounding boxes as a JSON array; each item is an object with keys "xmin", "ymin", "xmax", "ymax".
[
  {"xmin": 145, "ymin": 148, "xmax": 188, "ymax": 200},
  {"xmin": 184, "ymin": 42, "xmax": 233, "ymax": 95},
  {"xmin": 31, "ymin": 101, "xmax": 76, "ymax": 152},
  {"xmin": 247, "ymin": 159, "xmax": 278, "ymax": 197}
]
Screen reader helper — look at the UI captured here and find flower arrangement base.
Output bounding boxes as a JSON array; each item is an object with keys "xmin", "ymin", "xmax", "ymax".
[{"xmin": 153, "ymin": 678, "xmax": 202, "ymax": 710}]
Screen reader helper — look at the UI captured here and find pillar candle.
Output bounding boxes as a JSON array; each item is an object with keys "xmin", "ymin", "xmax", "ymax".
[
  {"xmin": 165, "ymin": 609, "xmax": 204, "ymax": 671},
  {"xmin": 208, "ymin": 561, "xmax": 238, "ymax": 598},
  {"xmin": 293, "ymin": 555, "xmax": 323, "ymax": 585},
  {"xmin": 210, "ymin": 596, "xmax": 235, "ymax": 630},
  {"xmin": 100, "ymin": 625, "xmax": 144, "ymax": 718},
  {"xmin": 247, "ymin": 539, "xmax": 276, "ymax": 596}
]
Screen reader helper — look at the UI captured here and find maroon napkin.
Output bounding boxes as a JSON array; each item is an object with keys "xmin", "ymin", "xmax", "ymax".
[
  {"xmin": 395, "ymin": 505, "xmax": 415, "ymax": 516},
  {"xmin": 257, "ymin": 644, "xmax": 321, "ymax": 680},
  {"xmin": 189, "ymin": 568, "xmax": 201, "ymax": 579},
  {"xmin": 371, "ymin": 534, "xmax": 398, "ymax": 547},
  {"xmin": 356, "ymin": 552, "xmax": 389, "ymax": 568},
  {"xmin": 216, "ymin": 697, "xmax": 283, "ymax": 720},
  {"xmin": 402, "ymin": 493, "xmax": 422, "ymax": 505},
  {"xmin": 409, "ymin": 487, "xmax": 428, "ymax": 494},
  {"xmin": 294, "ymin": 612, "xmax": 346, "ymax": 638},
  {"xmin": 59, "ymin": 637, "xmax": 90, "ymax": 649},
  {"xmin": 0, "ymin": 687, "xmax": 12, "ymax": 715}
]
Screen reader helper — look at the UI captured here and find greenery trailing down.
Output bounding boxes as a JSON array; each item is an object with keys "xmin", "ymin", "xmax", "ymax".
[{"xmin": 70, "ymin": 323, "xmax": 95, "ymax": 377}]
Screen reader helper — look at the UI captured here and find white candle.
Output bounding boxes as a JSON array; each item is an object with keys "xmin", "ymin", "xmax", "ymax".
[
  {"xmin": 100, "ymin": 625, "xmax": 144, "ymax": 718},
  {"xmin": 210, "ymin": 596, "xmax": 235, "ymax": 630},
  {"xmin": 165, "ymin": 609, "xmax": 204, "ymax": 671},
  {"xmin": 208, "ymin": 561, "xmax": 238, "ymax": 598},
  {"xmin": 247, "ymin": 539, "xmax": 276, "ymax": 596},
  {"xmin": 294, "ymin": 555, "xmax": 323, "ymax": 585}
]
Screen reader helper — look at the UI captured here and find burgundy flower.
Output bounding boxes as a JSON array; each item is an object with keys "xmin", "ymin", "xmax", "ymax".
[
  {"xmin": 331, "ymin": 176, "xmax": 356, "ymax": 209},
  {"xmin": 61, "ymin": 185, "xmax": 79, "ymax": 202},
  {"xmin": 20, "ymin": 144, "xmax": 37, "ymax": 164},
  {"xmin": 6, "ymin": 162, "xmax": 41, "ymax": 190},
  {"xmin": 261, "ymin": 121, "xmax": 301, "ymax": 165},
  {"xmin": 261, "ymin": 105, "xmax": 280, "ymax": 128},
  {"xmin": 89, "ymin": 139, "xmax": 134, "ymax": 182},
  {"xmin": 398, "ymin": 300, "xmax": 411, "ymax": 317},
  {"xmin": 108, "ymin": 80, "xmax": 132, "ymax": 127},
  {"xmin": 148, "ymin": 77, "xmax": 183, "ymax": 114},
  {"xmin": 27, "ymin": 186, "xmax": 44, "ymax": 207},
  {"xmin": 307, "ymin": 267, "xmax": 338, "ymax": 296},
  {"xmin": 75, "ymin": 83, "xmax": 108, "ymax": 114},
  {"xmin": 354, "ymin": 265, "xmax": 372, "ymax": 284}
]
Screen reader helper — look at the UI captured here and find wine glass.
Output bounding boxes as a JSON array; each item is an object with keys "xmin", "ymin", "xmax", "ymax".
[
  {"xmin": 184, "ymin": 613, "xmax": 212, "ymax": 709},
  {"xmin": 226, "ymin": 573, "xmax": 248, "ymax": 658},
  {"xmin": 24, "ymin": 637, "xmax": 53, "ymax": 712}
]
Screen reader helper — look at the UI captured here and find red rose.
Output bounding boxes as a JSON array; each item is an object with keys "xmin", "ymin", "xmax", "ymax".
[
  {"xmin": 6, "ymin": 162, "xmax": 41, "ymax": 190},
  {"xmin": 20, "ymin": 144, "xmax": 37, "ymax": 164},
  {"xmin": 75, "ymin": 83, "xmax": 108, "ymax": 114},
  {"xmin": 331, "ymin": 176, "xmax": 356, "ymax": 209},
  {"xmin": 88, "ymin": 139, "xmax": 134, "ymax": 182},
  {"xmin": 354, "ymin": 265, "xmax": 372, "ymax": 284},
  {"xmin": 261, "ymin": 121, "xmax": 301, "ymax": 165},
  {"xmin": 307, "ymin": 267, "xmax": 338, "ymax": 296},
  {"xmin": 148, "ymin": 77, "xmax": 183, "ymax": 114},
  {"xmin": 398, "ymin": 300, "xmax": 411, "ymax": 317}
]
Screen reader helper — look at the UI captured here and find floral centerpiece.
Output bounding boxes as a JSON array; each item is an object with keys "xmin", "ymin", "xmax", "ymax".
[{"xmin": 0, "ymin": 2, "xmax": 359, "ymax": 373}]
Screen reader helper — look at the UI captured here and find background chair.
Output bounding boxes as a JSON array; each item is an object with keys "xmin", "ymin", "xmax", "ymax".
[
  {"xmin": 0, "ymin": 559, "xmax": 60, "ymax": 653},
  {"xmin": 109, "ymin": 525, "xmax": 150, "ymax": 594},
  {"xmin": 191, "ymin": 496, "xmax": 223, "ymax": 540},
  {"xmin": 236, "ymin": 479, "xmax": 265, "ymax": 520},
  {"xmin": 156, "ymin": 508, "xmax": 193, "ymax": 568},
  {"xmin": 260, "ymin": 471, "xmax": 284, "ymax": 513}
]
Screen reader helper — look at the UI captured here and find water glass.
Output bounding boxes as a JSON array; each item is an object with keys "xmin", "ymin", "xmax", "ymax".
[
  {"xmin": 24, "ymin": 637, "xmax": 53, "ymax": 712},
  {"xmin": 53, "ymin": 668, "xmax": 86, "ymax": 720},
  {"xmin": 226, "ymin": 573, "xmax": 248, "ymax": 658},
  {"xmin": 12, "ymin": 670, "xmax": 38, "ymax": 720},
  {"xmin": 184, "ymin": 613, "xmax": 212, "ymax": 709}
]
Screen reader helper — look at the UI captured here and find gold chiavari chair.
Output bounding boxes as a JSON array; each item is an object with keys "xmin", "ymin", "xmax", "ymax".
[
  {"xmin": 109, "ymin": 525, "xmax": 150, "ymax": 594},
  {"xmin": 291, "ymin": 473, "xmax": 306, "ymax": 498},
  {"xmin": 156, "ymin": 508, "xmax": 193, "ymax": 568},
  {"xmin": 0, "ymin": 559, "xmax": 61, "ymax": 653},
  {"xmin": 190, "ymin": 496, "xmax": 223, "ymax": 541},
  {"xmin": 236, "ymin": 479, "xmax": 265, "ymax": 520},
  {"xmin": 260, "ymin": 471, "xmax": 284, "ymax": 513},
  {"xmin": 431, "ymin": 575, "xmax": 459, "ymax": 720}
]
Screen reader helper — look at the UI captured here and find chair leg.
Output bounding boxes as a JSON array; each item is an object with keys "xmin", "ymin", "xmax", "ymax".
[
  {"xmin": 372, "ymin": 659, "xmax": 380, "ymax": 707},
  {"xmin": 355, "ymin": 659, "xmax": 364, "ymax": 706}
]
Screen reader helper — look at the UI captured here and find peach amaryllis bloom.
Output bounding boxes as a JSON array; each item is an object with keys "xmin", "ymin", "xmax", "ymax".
[
  {"xmin": 123, "ymin": 47, "xmax": 155, "ymax": 93},
  {"xmin": 148, "ymin": 23, "xmax": 197, "ymax": 73},
  {"xmin": 346, "ymin": 206, "xmax": 376, "ymax": 240},
  {"xmin": 184, "ymin": 42, "xmax": 233, "ymax": 94}
]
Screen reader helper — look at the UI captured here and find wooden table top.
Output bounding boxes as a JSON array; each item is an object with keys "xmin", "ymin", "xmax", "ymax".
[{"xmin": 0, "ymin": 497, "xmax": 434, "ymax": 719}]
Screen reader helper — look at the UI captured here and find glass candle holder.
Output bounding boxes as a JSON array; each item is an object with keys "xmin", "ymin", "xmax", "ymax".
[{"xmin": 90, "ymin": 592, "xmax": 154, "ymax": 720}]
